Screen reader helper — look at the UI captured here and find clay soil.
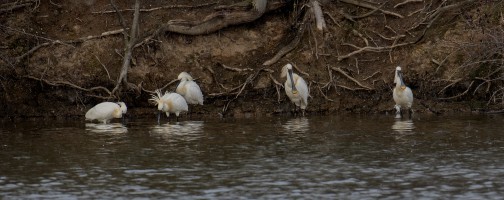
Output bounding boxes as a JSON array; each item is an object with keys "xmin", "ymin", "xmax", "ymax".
[{"xmin": 1, "ymin": 0, "xmax": 503, "ymax": 120}]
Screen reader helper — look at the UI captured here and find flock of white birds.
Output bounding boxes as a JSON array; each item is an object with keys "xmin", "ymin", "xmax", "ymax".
[{"xmin": 85, "ymin": 64, "xmax": 414, "ymax": 123}]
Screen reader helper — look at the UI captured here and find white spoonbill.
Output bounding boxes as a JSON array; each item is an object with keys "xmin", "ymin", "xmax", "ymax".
[
  {"xmin": 85, "ymin": 102, "xmax": 127, "ymax": 124},
  {"xmin": 281, "ymin": 63, "xmax": 309, "ymax": 115},
  {"xmin": 393, "ymin": 66, "xmax": 414, "ymax": 118},
  {"xmin": 176, "ymin": 72, "xmax": 204, "ymax": 105},
  {"xmin": 150, "ymin": 89, "xmax": 188, "ymax": 122}
]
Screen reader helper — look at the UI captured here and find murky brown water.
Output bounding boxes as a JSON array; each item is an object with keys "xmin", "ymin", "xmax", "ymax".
[{"xmin": 1, "ymin": 114, "xmax": 504, "ymax": 199}]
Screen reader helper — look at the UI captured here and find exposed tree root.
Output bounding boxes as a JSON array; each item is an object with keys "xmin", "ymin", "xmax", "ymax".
[
  {"xmin": 339, "ymin": 0, "xmax": 404, "ymax": 18},
  {"xmin": 263, "ymin": 0, "xmax": 331, "ymax": 66},
  {"xmin": 93, "ymin": 55, "xmax": 112, "ymax": 81},
  {"xmin": 262, "ymin": 22, "xmax": 308, "ymax": 66},
  {"xmin": 438, "ymin": 81, "xmax": 474, "ymax": 100},
  {"xmin": 438, "ymin": 78, "xmax": 462, "ymax": 94},
  {"xmin": 337, "ymin": 42, "xmax": 411, "ymax": 61},
  {"xmin": 138, "ymin": 0, "xmax": 279, "ymax": 46},
  {"xmin": 0, "ymin": 0, "xmax": 39, "ymax": 14},
  {"xmin": 92, "ymin": 2, "xmax": 217, "ymax": 14},
  {"xmin": 292, "ymin": 63, "xmax": 311, "ymax": 77},
  {"xmin": 362, "ymin": 71, "xmax": 381, "ymax": 81},
  {"xmin": 268, "ymin": 73, "xmax": 284, "ymax": 102},
  {"xmin": 12, "ymin": 28, "xmax": 125, "ymax": 63},
  {"xmin": 316, "ymin": 84, "xmax": 335, "ymax": 102},
  {"xmin": 140, "ymin": 78, "xmax": 178, "ymax": 94},
  {"xmin": 219, "ymin": 63, "xmax": 253, "ymax": 72},
  {"xmin": 410, "ymin": 0, "xmax": 475, "ymax": 43},
  {"xmin": 339, "ymin": 3, "xmax": 385, "ymax": 22},
  {"xmin": 394, "ymin": 0, "xmax": 423, "ymax": 8},
  {"xmin": 24, "ymin": 75, "xmax": 113, "ymax": 99},
  {"xmin": 111, "ymin": 0, "xmax": 140, "ymax": 96},
  {"xmin": 418, "ymin": 100, "xmax": 442, "ymax": 115},
  {"xmin": 221, "ymin": 68, "xmax": 265, "ymax": 115},
  {"xmin": 489, "ymin": 87, "xmax": 504, "ymax": 106},
  {"xmin": 331, "ymin": 67, "xmax": 373, "ymax": 90}
]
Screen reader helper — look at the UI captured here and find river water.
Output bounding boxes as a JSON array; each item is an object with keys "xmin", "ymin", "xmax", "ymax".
[{"xmin": 1, "ymin": 114, "xmax": 504, "ymax": 199}]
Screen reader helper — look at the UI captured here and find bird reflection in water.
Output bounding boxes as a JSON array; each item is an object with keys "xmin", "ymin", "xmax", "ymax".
[
  {"xmin": 391, "ymin": 119, "xmax": 415, "ymax": 134},
  {"xmin": 150, "ymin": 121, "xmax": 204, "ymax": 142},
  {"xmin": 282, "ymin": 117, "xmax": 310, "ymax": 133},
  {"xmin": 85, "ymin": 123, "xmax": 128, "ymax": 134}
]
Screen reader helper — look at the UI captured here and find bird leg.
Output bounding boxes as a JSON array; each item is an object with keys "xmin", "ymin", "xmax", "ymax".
[
  {"xmin": 408, "ymin": 108, "xmax": 414, "ymax": 119},
  {"xmin": 157, "ymin": 111, "xmax": 161, "ymax": 124},
  {"xmin": 394, "ymin": 105, "xmax": 402, "ymax": 119},
  {"xmin": 394, "ymin": 105, "xmax": 401, "ymax": 114},
  {"xmin": 165, "ymin": 112, "xmax": 171, "ymax": 122}
]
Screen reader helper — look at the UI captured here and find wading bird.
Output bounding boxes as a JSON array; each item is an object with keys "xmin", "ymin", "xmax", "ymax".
[
  {"xmin": 393, "ymin": 66, "xmax": 414, "ymax": 118},
  {"xmin": 281, "ymin": 63, "xmax": 309, "ymax": 116},
  {"xmin": 150, "ymin": 89, "xmax": 188, "ymax": 123},
  {"xmin": 176, "ymin": 72, "xmax": 204, "ymax": 105},
  {"xmin": 85, "ymin": 102, "xmax": 127, "ymax": 124}
]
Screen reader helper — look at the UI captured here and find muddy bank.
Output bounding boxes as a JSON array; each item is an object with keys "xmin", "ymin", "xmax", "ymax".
[{"xmin": 1, "ymin": 0, "xmax": 503, "ymax": 120}]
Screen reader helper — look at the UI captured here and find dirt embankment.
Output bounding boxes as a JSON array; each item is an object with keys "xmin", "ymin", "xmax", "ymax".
[{"xmin": 0, "ymin": 0, "xmax": 503, "ymax": 120}]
